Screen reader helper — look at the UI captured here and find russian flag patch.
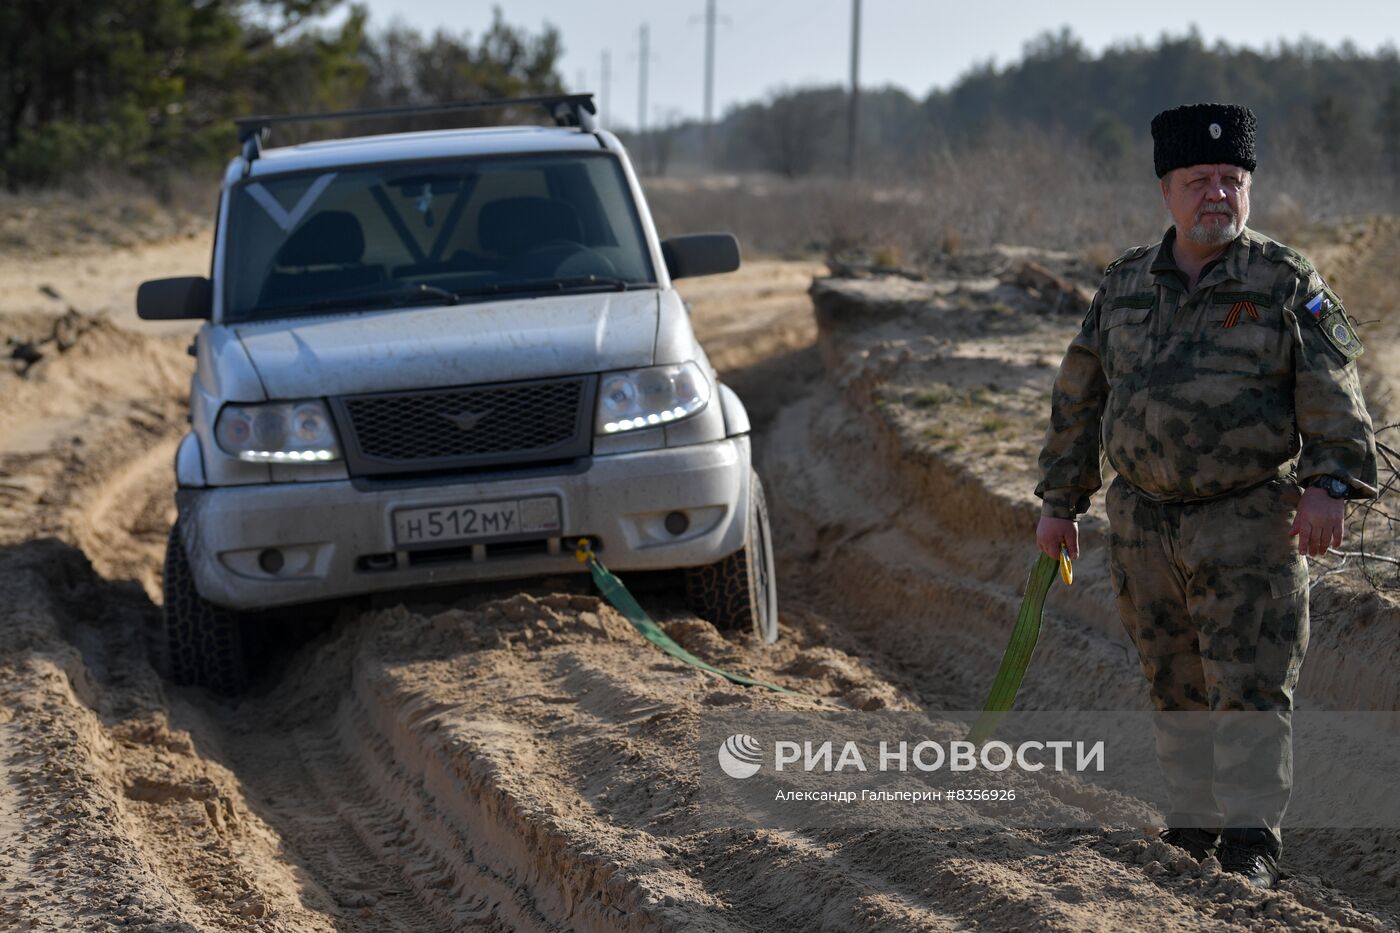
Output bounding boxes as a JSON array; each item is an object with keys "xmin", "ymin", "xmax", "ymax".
[{"xmin": 1305, "ymin": 291, "xmax": 1333, "ymax": 317}]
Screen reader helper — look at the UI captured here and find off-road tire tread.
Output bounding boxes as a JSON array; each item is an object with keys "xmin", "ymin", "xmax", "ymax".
[
  {"xmin": 161, "ymin": 523, "xmax": 249, "ymax": 694},
  {"xmin": 685, "ymin": 471, "xmax": 777, "ymax": 641},
  {"xmin": 685, "ymin": 541, "xmax": 756, "ymax": 631}
]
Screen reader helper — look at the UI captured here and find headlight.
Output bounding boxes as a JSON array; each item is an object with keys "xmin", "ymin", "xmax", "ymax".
[
  {"xmin": 597, "ymin": 362, "xmax": 711, "ymax": 433},
  {"xmin": 215, "ymin": 400, "xmax": 342, "ymax": 462}
]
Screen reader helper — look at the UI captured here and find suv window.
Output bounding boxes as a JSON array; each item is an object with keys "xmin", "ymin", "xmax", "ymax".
[{"xmin": 224, "ymin": 152, "xmax": 656, "ymax": 322}]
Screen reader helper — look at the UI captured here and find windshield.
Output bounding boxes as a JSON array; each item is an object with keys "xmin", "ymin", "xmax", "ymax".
[{"xmin": 223, "ymin": 152, "xmax": 656, "ymax": 322}]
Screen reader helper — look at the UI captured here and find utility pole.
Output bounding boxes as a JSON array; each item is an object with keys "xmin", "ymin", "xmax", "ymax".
[
  {"xmin": 703, "ymin": 0, "xmax": 716, "ymax": 164},
  {"xmin": 601, "ymin": 50, "xmax": 612, "ymax": 127},
  {"xmin": 637, "ymin": 24, "xmax": 650, "ymax": 136},
  {"xmin": 846, "ymin": 0, "xmax": 862, "ymax": 178}
]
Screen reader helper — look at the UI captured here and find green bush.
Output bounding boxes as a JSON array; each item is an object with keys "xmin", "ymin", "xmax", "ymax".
[
  {"xmin": 0, "ymin": 3, "xmax": 562, "ymax": 190},
  {"xmin": 3, "ymin": 122, "xmax": 107, "ymax": 187}
]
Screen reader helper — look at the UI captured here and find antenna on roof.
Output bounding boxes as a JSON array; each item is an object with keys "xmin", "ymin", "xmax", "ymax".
[{"xmin": 233, "ymin": 94, "xmax": 599, "ymax": 164}]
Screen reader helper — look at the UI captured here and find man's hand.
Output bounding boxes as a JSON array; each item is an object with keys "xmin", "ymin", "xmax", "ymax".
[
  {"xmin": 1289, "ymin": 486, "xmax": 1345, "ymax": 556},
  {"xmin": 1036, "ymin": 516, "xmax": 1079, "ymax": 560}
]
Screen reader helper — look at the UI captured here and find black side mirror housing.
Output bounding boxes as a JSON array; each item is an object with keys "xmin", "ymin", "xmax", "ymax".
[
  {"xmin": 661, "ymin": 233, "xmax": 741, "ymax": 280},
  {"xmin": 137, "ymin": 276, "xmax": 212, "ymax": 321}
]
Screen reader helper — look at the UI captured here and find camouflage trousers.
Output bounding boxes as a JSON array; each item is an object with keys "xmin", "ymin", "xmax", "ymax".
[{"xmin": 1105, "ymin": 476, "xmax": 1310, "ymax": 849}]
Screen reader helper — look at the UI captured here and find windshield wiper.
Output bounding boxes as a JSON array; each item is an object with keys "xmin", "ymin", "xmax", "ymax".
[
  {"xmin": 246, "ymin": 277, "xmax": 641, "ymax": 321},
  {"xmin": 258, "ymin": 283, "xmax": 460, "ymax": 317},
  {"xmin": 453, "ymin": 275, "xmax": 638, "ymax": 300}
]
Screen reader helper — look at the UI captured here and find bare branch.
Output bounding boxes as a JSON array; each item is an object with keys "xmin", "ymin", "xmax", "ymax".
[{"xmin": 1327, "ymin": 548, "xmax": 1400, "ymax": 565}]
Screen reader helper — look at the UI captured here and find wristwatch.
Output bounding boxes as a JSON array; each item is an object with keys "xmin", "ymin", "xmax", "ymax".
[{"xmin": 1312, "ymin": 475, "xmax": 1350, "ymax": 499}]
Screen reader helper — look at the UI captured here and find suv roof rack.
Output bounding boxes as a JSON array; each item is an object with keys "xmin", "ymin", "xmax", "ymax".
[{"xmin": 234, "ymin": 93, "xmax": 598, "ymax": 162}]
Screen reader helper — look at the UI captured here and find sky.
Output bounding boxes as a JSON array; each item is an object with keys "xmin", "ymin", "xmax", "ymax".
[{"xmin": 354, "ymin": 1, "xmax": 1400, "ymax": 131}]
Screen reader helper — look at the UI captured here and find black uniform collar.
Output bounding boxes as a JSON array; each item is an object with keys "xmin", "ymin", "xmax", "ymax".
[{"xmin": 1151, "ymin": 225, "xmax": 1250, "ymax": 292}]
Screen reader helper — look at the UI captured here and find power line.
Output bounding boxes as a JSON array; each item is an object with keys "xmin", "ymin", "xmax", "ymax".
[
  {"xmin": 638, "ymin": 23, "xmax": 650, "ymax": 135},
  {"xmin": 703, "ymin": 0, "xmax": 716, "ymax": 163},
  {"xmin": 601, "ymin": 49, "xmax": 611, "ymax": 127},
  {"xmin": 847, "ymin": 0, "xmax": 862, "ymax": 178},
  {"xmin": 688, "ymin": 0, "xmax": 729, "ymax": 164}
]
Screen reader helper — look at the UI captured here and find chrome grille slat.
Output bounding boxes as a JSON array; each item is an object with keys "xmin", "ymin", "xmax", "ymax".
[{"xmin": 331, "ymin": 376, "xmax": 595, "ymax": 476}]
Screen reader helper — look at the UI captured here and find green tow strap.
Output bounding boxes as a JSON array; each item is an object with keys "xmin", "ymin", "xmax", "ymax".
[
  {"xmin": 966, "ymin": 553, "xmax": 1063, "ymax": 745},
  {"xmin": 582, "ymin": 546, "xmax": 801, "ymax": 695}
]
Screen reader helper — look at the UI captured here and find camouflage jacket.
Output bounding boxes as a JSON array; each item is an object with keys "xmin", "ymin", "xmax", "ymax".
[{"xmin": 1036, "ymin": 225, "xmax": 1378, "ymax": 519}]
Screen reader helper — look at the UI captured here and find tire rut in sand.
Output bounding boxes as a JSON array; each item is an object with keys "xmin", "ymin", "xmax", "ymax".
[
  {"xmin": 5, "ymin": 259, "xmax": 1399, "ymax": 929},
  {"xmin": 70, "ymin": 433, "xmax": 180, "ymax": 598},
  {"xmin": 0, "ymin": 539, "xmax": 361, "ymax": 931},
  {"xmin": 222, "ymin": 713, "xmax": 463, "ymax": 932},
  {"xmin": 215, "ymin": 605, "xmax": 683, "ymax": 933}
]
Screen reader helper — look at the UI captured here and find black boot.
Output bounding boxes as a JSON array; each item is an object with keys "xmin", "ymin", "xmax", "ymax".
[
  {"xmin": 1159, "ymin": 827, "xmax": 1219, "ymax": 861},
  {"xmin": 1217, "ymin": 828, "xmax": 1282, "ymax": 889}
]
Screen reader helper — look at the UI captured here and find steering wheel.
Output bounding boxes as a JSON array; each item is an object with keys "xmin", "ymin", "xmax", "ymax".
[{"xmin": 504, "ymin": 240, "xmax": 618, "ymax": 279}]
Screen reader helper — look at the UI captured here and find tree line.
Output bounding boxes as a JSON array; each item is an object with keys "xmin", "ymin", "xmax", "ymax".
[
  {"xmin": 630, "ymin": 28, "xmax": 1400, "ymax": 181},
  {"xmin": 0, "ymin": 1, "xmax": 564, "ymax": 188},
  {"xmin": 7, "ymin": 11, "xmax": 1399, "ymax": 189}
]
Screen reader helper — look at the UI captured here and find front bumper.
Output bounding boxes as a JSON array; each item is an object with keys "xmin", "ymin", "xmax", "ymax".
[{"xmin": 176, "ymin": 437, "xmax": 751, "ymax": 610}]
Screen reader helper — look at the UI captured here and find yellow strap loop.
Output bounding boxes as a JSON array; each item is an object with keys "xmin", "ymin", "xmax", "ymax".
[{"xmin": 1059, "ymin": 545, "xmax": 1073, "ymax": 586}]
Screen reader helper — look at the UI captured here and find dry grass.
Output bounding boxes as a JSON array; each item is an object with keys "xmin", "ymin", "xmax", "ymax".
[
  {"xmin": 642, "ymin": 127, "xmax": 1400, "ymax": 273},
  {"xmin": 0, "ymin": 172, "xmax": 211, "ymax": 258},
  {"xmin": 879, "ymin": 378, "xmax": 1046, "ymax": 475}
]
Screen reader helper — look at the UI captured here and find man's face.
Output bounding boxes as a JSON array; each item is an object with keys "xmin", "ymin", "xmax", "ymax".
[{"xmin": 1160, "ymin": 163, "xmax": 1251, "ymax": 247}]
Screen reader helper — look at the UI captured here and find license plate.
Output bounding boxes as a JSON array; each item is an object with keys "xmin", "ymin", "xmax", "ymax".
[{"xmin": 393, "ymin": 496, "xmax": 561, "ymax": 547}]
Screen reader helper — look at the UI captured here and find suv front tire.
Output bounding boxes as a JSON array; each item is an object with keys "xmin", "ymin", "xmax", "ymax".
[
  {"xmin": 685, "ymin": 470, "xmax": 778, "ymax": 643},
  {"xmin": 158, "ymin": 522, "xmax": 251, "ymax": 694}
]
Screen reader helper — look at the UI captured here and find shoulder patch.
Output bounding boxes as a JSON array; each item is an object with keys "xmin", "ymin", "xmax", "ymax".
[
  {"xmin": 1302, "ymin": 281, "xmax": 1363, "ymax": 362},
  {"xmin": 1318, "ymin": 308, "xmax": 1363, "ymax": 361},
  {"xmin": 1301, "ymin": 285, "xmax": 1339, "ymax": 320}
]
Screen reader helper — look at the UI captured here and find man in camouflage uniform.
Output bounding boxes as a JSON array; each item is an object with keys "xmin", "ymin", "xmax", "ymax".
[{"xmin": 1033, "ymin": 103, "xmax": 1378, "ymax": 888}]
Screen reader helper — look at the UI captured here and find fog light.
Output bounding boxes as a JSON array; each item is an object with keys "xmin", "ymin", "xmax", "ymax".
[
  {"xmin": 357, "ymin": 553, "xmax": 397, "ymax": 572},
  {"xmin": 664, "ymin": 511, "xmax": 690, "ymax": 536},
  {"xmin": 258, "ymin": 548, "xmax": 285, "ymax": 574}
]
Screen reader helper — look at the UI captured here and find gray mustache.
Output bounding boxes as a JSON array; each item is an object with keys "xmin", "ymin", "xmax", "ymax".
[{"xmin": 1198, "ymin": 203, "xmax": 1234, "ymax": 216}]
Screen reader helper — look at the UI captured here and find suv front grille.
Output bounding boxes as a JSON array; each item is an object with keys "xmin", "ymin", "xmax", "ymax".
[{"xmin": 331, "ymin": 375, "xmax": 596, "ymax": 476}]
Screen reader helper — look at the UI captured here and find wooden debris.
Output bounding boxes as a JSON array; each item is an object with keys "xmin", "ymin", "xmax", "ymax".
[
  {"xmin": 1006, "ymin": 260, "xmax": 1093, "ymax": 314},
  {"xmin": 5, "ymin": 309, "xmax": 97, "ymax": 377}
]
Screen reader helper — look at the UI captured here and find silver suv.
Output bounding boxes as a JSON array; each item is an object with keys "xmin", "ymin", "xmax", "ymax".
[{"xmin": 137, "ymin": 95, "xmax": 776, "ymax": 692}]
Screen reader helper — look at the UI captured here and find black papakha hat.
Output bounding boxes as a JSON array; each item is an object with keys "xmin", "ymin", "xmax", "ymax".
[{"xmin": 1151, "ymin": 103, "xmax": 1257, "ymax": 178}]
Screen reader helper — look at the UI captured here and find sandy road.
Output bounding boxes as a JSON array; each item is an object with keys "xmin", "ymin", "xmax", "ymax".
[{"xmin": 0, "ymin": 233, "xmax": 1397, "ymax": 930}]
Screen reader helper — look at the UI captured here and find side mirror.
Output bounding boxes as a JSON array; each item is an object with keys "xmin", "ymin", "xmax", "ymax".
[
  {"xmin": 661, "ymin": 234, "xmax": 741, "ymax": 280},
  {"xmin": 137, "ymin": 276, "xmax": 212, "ymax": 321}
]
